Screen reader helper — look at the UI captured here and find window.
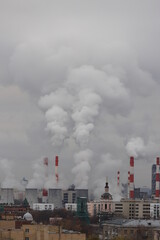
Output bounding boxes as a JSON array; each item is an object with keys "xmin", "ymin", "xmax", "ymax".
[
  {"xmin": 63, "ymin": 193, "xmax": 68, "ymax": 203},
  {"xmin": 25, "ymin": 238, "xmax": 29, "ymax": 240},
  {"xmin": 25, "ymin": 229, "xmax": 29, "ymax": 233},
  {"xmin": 105, "ymin": 204, "xmax": 107, "ymax": 210}
]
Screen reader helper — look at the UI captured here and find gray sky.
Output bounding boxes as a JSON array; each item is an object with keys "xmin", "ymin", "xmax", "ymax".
[{"xmin": 0, "ymin": 0, "xmax": 160, "ymax": 196}]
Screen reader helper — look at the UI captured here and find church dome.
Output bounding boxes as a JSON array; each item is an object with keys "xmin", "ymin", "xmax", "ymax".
[{"xmin": 23, "ymin": 212, "xmax": 33, "ymax": 221}]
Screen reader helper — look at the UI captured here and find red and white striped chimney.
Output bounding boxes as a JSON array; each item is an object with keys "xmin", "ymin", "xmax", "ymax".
[
  {"xmin": 117, "ymin": 171, "xmax": 120, "ymax": 187},
  {"xmin": 128, "ymin": 171, "xmax": 130, "ymax": 198},
  {"xmin": 43, "ymin": 157, "xmax": 48, "ymax": 203},
  {"xmin": 129, "ymin": 156, "xmax": 134, "ymax": 199},
  {"xmin": 43, "ymin": 157, "xmax": 48, "ymax": 178},
  {"xmin": 55, "ymin": 155, "xmax": 59, "ymax": 183},
  {"xmin": 155, "ymin": 157, "xmax": 160, "ymax": 198}
]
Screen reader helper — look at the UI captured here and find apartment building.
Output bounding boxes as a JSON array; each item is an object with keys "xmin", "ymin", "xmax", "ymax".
[{"xmin": 0, "ymin": 220, "xmax": 86, "ymax": 240}]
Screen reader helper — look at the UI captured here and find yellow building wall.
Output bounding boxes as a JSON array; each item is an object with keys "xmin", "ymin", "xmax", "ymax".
[
  {"xmin": 0, "ymin": 220, "xmax": 15, "ymax": 229},
  {"xmin": 0, "ymin": 222, "xmax": 86, "ymax": 240}
]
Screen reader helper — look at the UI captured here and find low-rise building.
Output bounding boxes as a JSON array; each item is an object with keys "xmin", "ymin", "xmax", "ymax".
[
  {"xmin": 0, "ymin": 220, "xmax": 86, "ymax": 240},
  {"xmin": 33, "ymin": 203, "xmax": 54, "ymax": 211},
  {"xmin": 102, "ymin": 219, "xmax": 160, "ymax": 240}
]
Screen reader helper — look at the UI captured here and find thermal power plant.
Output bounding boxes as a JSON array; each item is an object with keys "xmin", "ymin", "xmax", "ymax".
[
  {"xmin": 117, "ymin": 171, "xmax": 120, "ymax": 187},
  {"xmin": 0, "ymin": 188, "xmax": 14, "ymax": 204},
  {"xmin": 25, "ymin": 188, "xmax": 38, "ymax": 208},
  {"xmin": 55, "ymin": 155, "xmax": 59, "ymax": 183},
  {"xmin": 129, "ymin": 156, "xmax": 134, "ymax": 199},
  {"xmin": 48, "ymin": 189, "xmax": 62, "ymax": 208},
  {"xmin": 155, "ymin": 157, "xmax": 160, "ymax": 198}
]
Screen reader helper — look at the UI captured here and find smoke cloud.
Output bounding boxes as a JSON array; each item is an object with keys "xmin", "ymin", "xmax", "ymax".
[
  {"xmin": 0, "ymin": 158, "xmax": 23, "ymax": 189},
  {"xmin": 0, "ymin": 0, "xmax": 160, "ymax": 191},
  {"xmin": 72, "ymin": 149, "xmax": 93, "ymax": 188}
]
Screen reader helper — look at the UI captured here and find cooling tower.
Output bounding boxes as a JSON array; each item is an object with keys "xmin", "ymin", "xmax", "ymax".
[
  {"xmin": 48, "ymin": 189, "xmax": 62, "ymax": 208},
  {"xmin": 0, "ymin": 188, "xmax": 14, "ymax": 204}
]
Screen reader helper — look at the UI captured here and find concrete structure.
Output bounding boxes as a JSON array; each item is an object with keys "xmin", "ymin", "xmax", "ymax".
[
  {"xmin": 25, "ymin": 188, "xmax": 38, "ymax": 208},
  {"xmin": 33, "ymin": 203, "xmax": 54, "ymax": 211},
  {"xmin": 0, "ymin": 188, "xmax": 14, "ymax": 204},
  {"xmin": 102, "ymin": 219, "xmax": 160, "ymax": 240},
  {"xmin": 48, "ymin": 188, "xmax": 62, "ymax": 208}
]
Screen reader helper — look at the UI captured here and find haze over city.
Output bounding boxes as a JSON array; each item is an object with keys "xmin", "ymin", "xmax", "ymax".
[{"xmin": 0, "ymin": 0, "xmax": 160, "ymax": 197}]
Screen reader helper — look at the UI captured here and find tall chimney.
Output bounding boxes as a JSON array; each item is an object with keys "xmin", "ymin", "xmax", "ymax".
[
  {"xmin": 105, "ymin": 176, "xmax": 109, "ymax": 193},
  {"xmin": 155, "ymin": 157, "xmax": 160, "ymax": 198},
  {"xmin": 43, "ymin": 157, "xmax": 48, "ymax": 203},
  {"xmin": 43, "ymin": 157, "xmax": 48, "ymax": 178},
  {"xmin": 117, "ymin": 171, "xmax": 120, "ymax": 187},
  {"xmin": 129, "ymin": 156, "xmax": 134, "ymax": 199},
  {"xmin": 55, "ymin": 156, "xmax": 59, "ymax": 183},
  {"xmin": 128, "ymin": 171, "xmax": 130, "ymax": 198}
]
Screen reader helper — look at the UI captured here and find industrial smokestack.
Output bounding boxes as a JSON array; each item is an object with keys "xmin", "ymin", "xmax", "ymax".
[
  {"xmin": 128, "ymin": 171, "xmax": 130, "ymax": 198},
  {"xmin": 105, "ymin": 176, "xmax": 109, "ymax": 193},
  {"xmin": 55, "ymin": 155, "xmax": 59, "ymax": 183},
  {"xmin": 117, "ymin": 171, "xmax": 120, "ymax": 187},
  {"xmin": 43, "ymin": 157, "xmax": 48, "ymax": 203},
  {"xmin": 129, "ymin": 156, "xmax": 134, "ymax": 199},
  {"xmin": 43, "ymin": 157, "xmax": 48, "ymax": 178},
  {"xmin": 42, "ymin": 188, "xmax": 48, "ymax": 203},
  {"xmin": 155, "ymin": 157, "xmax": 160, "ymax": 198}
]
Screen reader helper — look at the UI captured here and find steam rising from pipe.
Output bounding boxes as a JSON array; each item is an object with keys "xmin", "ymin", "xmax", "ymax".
[{"xmin": 72, "ymin": 149, "xmax": 93, "ymax": 188}]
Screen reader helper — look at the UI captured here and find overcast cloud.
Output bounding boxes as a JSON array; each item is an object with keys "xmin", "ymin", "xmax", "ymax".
[{"xmin": 0, "ymin": 0, "xmax": 160, "ymax": 196}]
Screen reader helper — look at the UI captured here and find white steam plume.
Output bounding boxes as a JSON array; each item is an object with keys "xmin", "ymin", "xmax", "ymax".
[
  {"xmin": 72, "ymin": 149, "xmax": 93, "ymax": 188},
  {"xmin": 126, "ymin": 137, "xmax": 146, "ymax": 158},
  {"xmin": 39, "ymin": 89, "xmax": 72, "ymax": 147},
  {"xmin": 27, "ymin": 158, "xmax": 46, "ymax": 188},
  {"xmin": 0, "ymin": 158, "xmax": 23, "ymax": 189},
  {"xmin": 93, "ymin": 153, "xmax": 122, "ymax": 199},
  {"xmin": 72, "ymin": 89, "xmax": 102, "ymax": 146}
]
